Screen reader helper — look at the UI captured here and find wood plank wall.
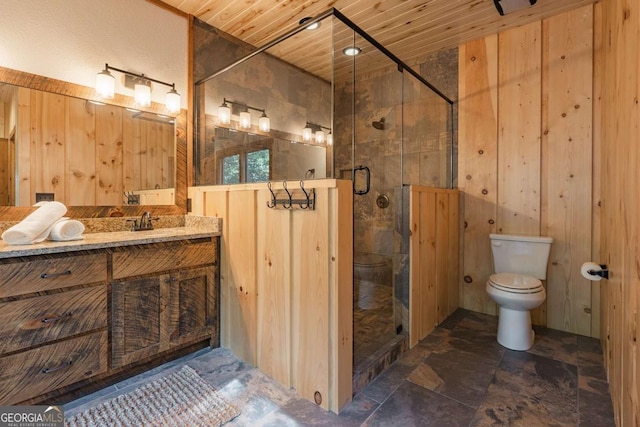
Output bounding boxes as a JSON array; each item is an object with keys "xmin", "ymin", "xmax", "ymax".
[
  {"xmin": 458, "ymin": 5, "xmax": 599, "ymax": 337},
  {"xmin": 409, "ymin": 186, "xmax": 460, "ymax": 346},
  {"xmin": 15, "ymin": 88, "xmax": 174, "ymax": 207},
  {"xmin": 598, "ymin": 0, "xmax": 640, "ymax": 424},
  {"xmin": 188, "ymin": 179, "xmax": 353, "ymax": 413}
]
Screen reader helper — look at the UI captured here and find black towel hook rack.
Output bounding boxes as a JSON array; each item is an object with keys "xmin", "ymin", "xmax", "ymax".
[{"xmin": 266, "ymin": 180, "xmax": 315, "ymax": 210}]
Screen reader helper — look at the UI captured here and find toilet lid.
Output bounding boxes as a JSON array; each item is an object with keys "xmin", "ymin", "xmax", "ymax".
[{"xmin": 489, "ymin": 273, "xmax": 543, "ymax": 292}]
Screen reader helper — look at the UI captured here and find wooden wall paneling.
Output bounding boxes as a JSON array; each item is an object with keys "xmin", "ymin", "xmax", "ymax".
[
  {"xmin": 291, "ymin": 187, "xmax": 330, "ymax": 410},
  {"xmin": 16, "ymin": 87, "xmax": 30, "ymax": 206},
  {"xmin": 33, "ymin": 91, "xmax": 66, "ymax": 203},
  {"xmin": 457, "ymin": 35, "xmax": 498, "ymax": 315},
  {"xmin": 65, "ymin": 98, "xmax": 96, "ymax": 206},
  {"xmin": 435, "ymin": 192, "xmax": 450, "ymax": 323},
  {"xmin": 497, "ymin": 22, "xmax": 545, "ymax": 325},
  {"xmin": 202, "ymin": 190, "xmax": 229, "ymax": 346},
  {"xmin": 448, "ymin": 191, "xmax": 460, "ymax": 315},
  {"xmin": 541, "ymin": 6, "xmax": 594, "ymax": 336},
  {"xmin": 420, "ymin": 191, "xmax": 437, "ymax": 339},
  {"xmin": 122, "ymin": 111, "xmax": 139, "ymax": 193},
  {"xmin": 591, "ymin": 1, "xmax": 602, "ymax": 340},
  {"xmin": 256, "ymin": 189, "xmax": 291, "ymax": 387},
  {"xmin": 409, "ymin": 187, "xmax": 460, "ymax": 346},
  {"xmin": 599, "ymin": 0, "xmax": 640, "ymax": 423},
  {"xmin": 0, "ymin": 138, "xmax": 8, "ymax": 205},
  {"xmin": 164, "ymin": 121, "xmax": 175, "ymax": 188},
  {"xmin": 226, "ymin": 190, "xmax": 258, "ymax": 364},
  {"xmin": 497, "ymin": 22, "xmax": 542, "ymax": 236},
  {"xmin": 330, "ymin": 180, "xmax": 353, "ymax": 412},
  {"xmin": 95, "ymin": 105, "xmax": 123, "ymax": 206},
  {"xmin": 620, "ymin": 0, "xmax": 640, "ymax": 421},
  {"xmin": 409, "ymin": 188, "xmax": 421, "ymax": 347}
]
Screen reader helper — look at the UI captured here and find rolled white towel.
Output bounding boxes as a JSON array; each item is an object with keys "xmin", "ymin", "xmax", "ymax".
[
  {"xmin": 1, "ymin": 201, "xmax": 67, "ymax": 245},
  {"xmin": 47, "ymin": 218, "xmax": 85, "ymax": 241}
]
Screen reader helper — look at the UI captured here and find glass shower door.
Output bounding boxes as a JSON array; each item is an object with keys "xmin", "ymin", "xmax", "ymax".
[{"xmin": 349, "ymin": 33, "xmax": 404, "ymax": 373}]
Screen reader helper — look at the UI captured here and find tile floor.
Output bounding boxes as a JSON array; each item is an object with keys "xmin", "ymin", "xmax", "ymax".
[{"xmin": 65, "ymin": 309, "xmax": 616, "ymax": 426}]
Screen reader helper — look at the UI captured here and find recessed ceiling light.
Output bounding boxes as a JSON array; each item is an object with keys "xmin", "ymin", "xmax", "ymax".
[
  {"xmin": 299, "ymin": 17, "xmax": 320, "ymax": 30},
  {"xmin": 343, "ymin": 47, "xmax": 361, "ymax": 56}
]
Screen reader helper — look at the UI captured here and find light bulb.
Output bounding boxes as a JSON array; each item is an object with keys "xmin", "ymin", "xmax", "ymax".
[
  {"xmin": 315, "ymin": 130, "xmax": 325, "ymax": 144},
  {"xmin": 218, "ymin": 102, "xmax": 231, "ymax": 125},
  {"xmin": 327, "ymin": 133, "xmax": 333, "ymax": 146},
  {"xmin": 239, "ymin": 111, "xmax": 251, "ymax": 129},
  {"xmin": 343, "ymin": 47, "xmax": 361, "ymax": 56},
  {"xmin": 95, "ymin": 67, "xmax": 115, "ymax": 99},
  {"xmin": 134, "ymin": 80, "xmax": 151, "ymax": 107},
  {"xmin": 165, "ymin": 88, "xmax": 181, "ymax": 113},
  {"xmin": 302, "ymin": 126, "xmax": 312, "ymax": 142},
  {"xmin": 259, "ymin": 113, "xmax": 270, "ymax": 132}
]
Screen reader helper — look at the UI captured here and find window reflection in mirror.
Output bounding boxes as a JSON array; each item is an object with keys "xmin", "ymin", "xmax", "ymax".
[{"xmin": 203, "ymin": 127, "xmax": 326, "ymax": 186}]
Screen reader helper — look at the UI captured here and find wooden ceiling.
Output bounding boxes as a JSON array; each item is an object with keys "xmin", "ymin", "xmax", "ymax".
[{"xmin": 160, "ymin": 0, "xmax": 595, "ymax": 81}]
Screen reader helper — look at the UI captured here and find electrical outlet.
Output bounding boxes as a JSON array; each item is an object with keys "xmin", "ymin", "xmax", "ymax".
[{"xmin": 35, "ymin": 193, "xmax": 55, "ymax": 203}]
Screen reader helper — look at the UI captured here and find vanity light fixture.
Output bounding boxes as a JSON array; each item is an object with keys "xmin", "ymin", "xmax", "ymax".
[
  {"xmin": 95, "ymin": 63, "xmax": 181, "ymax": 113},
  {"xmin": 343, "ymin": 47, "xmax": 361, "ymax": 56},
  {"xmin": 218, "ymin": 98, "xmax": 270, "ymax": 132},
  {"xmin": 303, "ymin": 121, "xmax": 331, "ymax": 144}
]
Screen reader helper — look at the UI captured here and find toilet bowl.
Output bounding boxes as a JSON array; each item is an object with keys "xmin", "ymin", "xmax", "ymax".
[
  {"xmin": 486, "ymin": 273, "xmax": 546, "ymax": 351},
  {"xmin": 354, "ymin": 253, "xmax": 392, "ymax": 310},
  {"xmin": 486, "ymin": 234, "xmax": 553, "ymax": 351}
]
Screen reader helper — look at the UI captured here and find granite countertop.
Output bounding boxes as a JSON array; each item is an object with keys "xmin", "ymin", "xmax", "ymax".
[{"xmin": 0, "ymin": 226, "xmax": 221, "ymax": 258}]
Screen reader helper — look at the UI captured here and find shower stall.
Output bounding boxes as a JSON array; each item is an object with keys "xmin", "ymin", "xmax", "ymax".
[{"xmin": 194, "ymin": 8, "xmax": 454, "ymax": 391}]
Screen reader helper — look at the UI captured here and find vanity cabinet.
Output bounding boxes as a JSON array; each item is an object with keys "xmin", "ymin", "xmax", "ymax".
[
  {"xmin": 112, "ymin": 265, "xmax": 217, "ymax": 368},
  {"xmin": 0, "ymin": 233, "xmax": 219, "ymax": 405},
  {"xmin": 0, "ymin": 253, "xmax": 109, "ymax": 404}
]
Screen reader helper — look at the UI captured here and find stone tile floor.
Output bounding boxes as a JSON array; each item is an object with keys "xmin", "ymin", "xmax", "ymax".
[{"xmin": 65, "ymin": 309, "xmax": 615, "ymax": 426}]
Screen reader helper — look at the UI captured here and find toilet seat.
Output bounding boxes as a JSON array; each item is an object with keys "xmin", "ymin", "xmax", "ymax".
[{"xmin": 488, "ymin": 273, "xmax": 543, "ymax": 294}]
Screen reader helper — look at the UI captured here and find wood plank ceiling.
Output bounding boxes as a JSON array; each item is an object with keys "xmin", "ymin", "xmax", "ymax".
[{"xmin": 161, "ymin": 0, "xmax": 596, "ymax": 81}]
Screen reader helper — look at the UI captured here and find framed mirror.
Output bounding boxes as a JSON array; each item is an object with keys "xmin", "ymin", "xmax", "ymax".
[{"xmin": 0, "ymin": 66, "xmax": 187, "ymax": 219}]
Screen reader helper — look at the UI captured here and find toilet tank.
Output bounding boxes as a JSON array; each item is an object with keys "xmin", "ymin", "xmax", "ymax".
[{"xmin": 490, "ymin": 233, "xmax": 553, "ymax": 279}]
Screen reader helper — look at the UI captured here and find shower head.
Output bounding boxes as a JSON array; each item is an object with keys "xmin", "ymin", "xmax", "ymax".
[{"xmin": 372, "ymin": 117, "xmax": 385, "ymax": 130}]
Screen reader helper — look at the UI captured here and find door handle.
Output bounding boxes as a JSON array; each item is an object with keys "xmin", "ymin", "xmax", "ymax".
[{"xmin": 353, "ymin": 165, "xmax": 370, "ymax": 195}]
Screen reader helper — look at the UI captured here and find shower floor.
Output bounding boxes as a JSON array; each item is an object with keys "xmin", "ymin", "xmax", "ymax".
[{"xmin": 353, "ymin": 278, "xmax": 397, "ymax": 371}]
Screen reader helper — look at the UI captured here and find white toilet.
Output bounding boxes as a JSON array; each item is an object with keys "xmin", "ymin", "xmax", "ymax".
[{"xmin": 486, "ymin": 233, "xmax": 553, "ymax": 351}]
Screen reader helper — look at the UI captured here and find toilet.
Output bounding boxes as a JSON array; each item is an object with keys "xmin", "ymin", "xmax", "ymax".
[
  {"xmin": 354, "ymin": 253, "xmax": 393, "ymax": 310},
  {"xmin": 486, "ymin": 233, "xmax": 553, "ymax": 351}
]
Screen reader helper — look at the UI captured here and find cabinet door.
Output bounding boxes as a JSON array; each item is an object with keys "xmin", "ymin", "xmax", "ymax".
[
  {"xmin": 111, "ymin": 276, "xmax": 170, "ymax": 368},
  {"xmin": 168, "ymin": 266, "xmax": 217, "ymax": 347}
]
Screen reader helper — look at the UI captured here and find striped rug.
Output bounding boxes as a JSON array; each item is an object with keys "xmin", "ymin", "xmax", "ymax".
[{"xmin": 66, "ymin": 366, "xmax": 240, "ymax": 427}]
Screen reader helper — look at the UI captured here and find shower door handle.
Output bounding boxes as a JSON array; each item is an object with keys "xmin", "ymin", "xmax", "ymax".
[{"xmin": 353, "ymin": 165, "xmax": 370, "ymax": 195}]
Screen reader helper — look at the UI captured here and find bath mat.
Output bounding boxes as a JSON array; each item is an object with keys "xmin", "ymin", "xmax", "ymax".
[{"xmin": 65, "ymin": 366, "xmax": 240, "ymax": 427}]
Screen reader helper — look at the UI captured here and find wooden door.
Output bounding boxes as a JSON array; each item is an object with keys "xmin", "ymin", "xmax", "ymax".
[
  {"xmin": 168, "ymin": 266, "xmax": 217, "ymax": 347},
  {"xmin": 111, "ymin": 275, "xmax": 170, "ymax": 368}
]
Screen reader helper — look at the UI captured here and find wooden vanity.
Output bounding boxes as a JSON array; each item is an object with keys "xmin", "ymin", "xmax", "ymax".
[{"xmin": 0, "ymin": 227, "xmax": 219, "ymax": 405}]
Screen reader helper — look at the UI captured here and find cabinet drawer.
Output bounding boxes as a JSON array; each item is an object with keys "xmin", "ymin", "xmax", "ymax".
[
  {"xmin": 0, "ymin": 253, "xmax": 108, "ymax": 298},
  {"xmin": 112, "ymin": 241, "xmax": 216, "ymax": 279},
  {"xmin": 0, "ymin": 331, "xmax": 107, "ymax": 404},
  {"xmin": 0, "ymin": 286, "xmax": 107, "ymax": 355}
]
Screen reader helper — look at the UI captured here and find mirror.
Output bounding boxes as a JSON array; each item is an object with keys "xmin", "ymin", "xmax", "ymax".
[
  {"xmin": 0, "ymin": 66, "xmax": 190, "ymax": 221},
  {"xmin": 0, "ymin": 82, "xmax": 176, "ymax": 207}
]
